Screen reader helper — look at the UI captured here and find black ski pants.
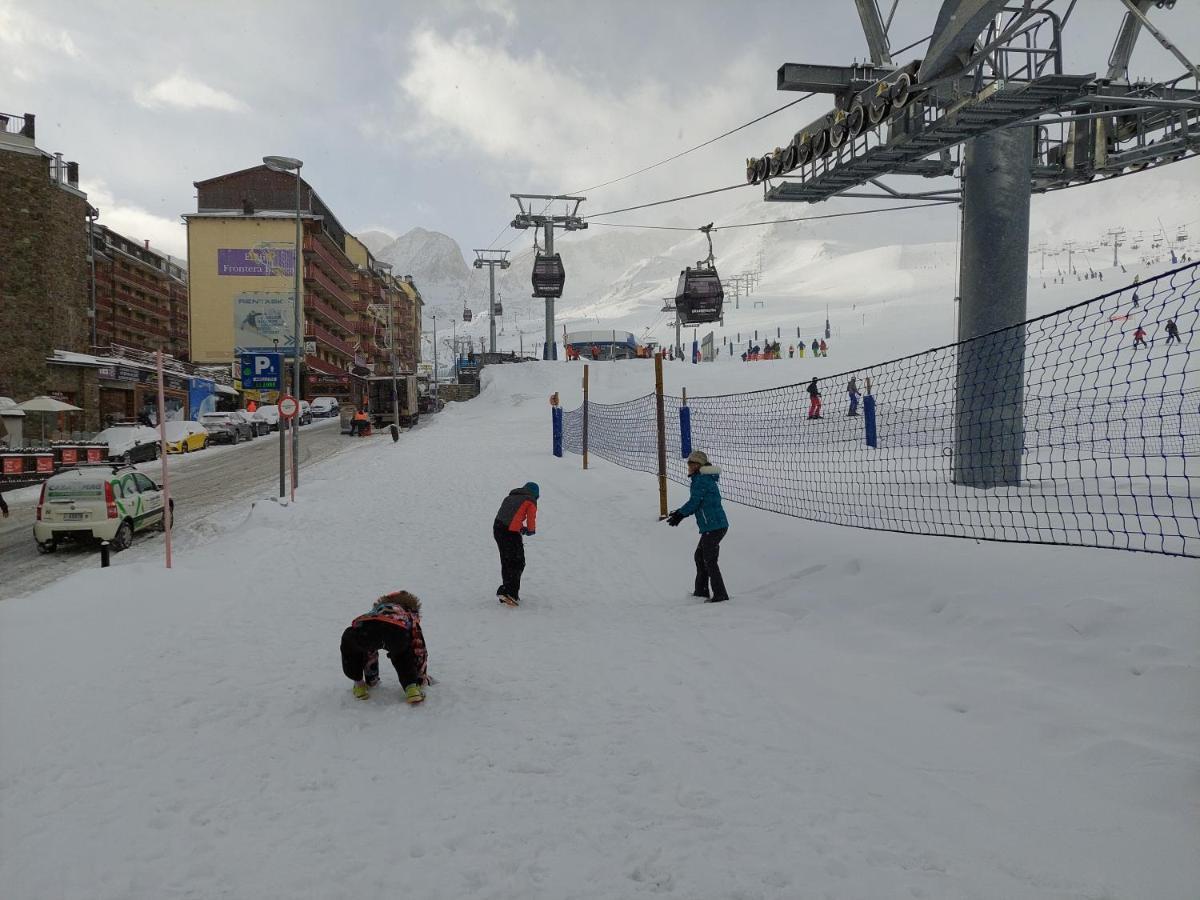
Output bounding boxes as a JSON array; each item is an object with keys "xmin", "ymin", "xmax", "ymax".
[
  {"xmin": 693, "ymin": 527, "xmax": 729, "ymax": 601},
  {"xmin": 493, "ymin": 520, "xmax": 526, "ymax": 600},
  {"xmin": 340, "ymin": 621, "xmax": 420, "ymax": 686}
]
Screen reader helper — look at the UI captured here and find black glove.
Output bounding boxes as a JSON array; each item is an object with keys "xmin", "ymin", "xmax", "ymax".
[{"xmin": 667, "ymin": 511, "xmax": 683, "ymax": 527}]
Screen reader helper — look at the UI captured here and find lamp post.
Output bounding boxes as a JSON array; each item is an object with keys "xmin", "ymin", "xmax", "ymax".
[{"xmin": 263, "ymin": 154, "xmax": 304, "ymax": 488}]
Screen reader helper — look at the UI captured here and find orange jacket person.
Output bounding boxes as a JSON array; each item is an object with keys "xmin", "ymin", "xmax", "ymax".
[{"xmin": 493, "ymin": 482, "xmax": 539, "ymax": 606}]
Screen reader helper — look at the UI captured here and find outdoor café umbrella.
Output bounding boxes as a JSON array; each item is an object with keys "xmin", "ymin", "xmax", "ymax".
[{"xmin": 17, "ymin": 396, "xmax": 83, "ymax": 444}]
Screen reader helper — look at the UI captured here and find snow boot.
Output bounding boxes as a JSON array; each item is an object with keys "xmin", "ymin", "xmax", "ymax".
[
  {"xmin": 404, "ymin": 683, "xmax": 425, "ymax": 704},
  {"xmin": 498, "ymin": 594, "xmax": 519, "ymax": 607},
  {"xmin": 352, "ymin": 682, "xmax": 369, "ymax": 700}
]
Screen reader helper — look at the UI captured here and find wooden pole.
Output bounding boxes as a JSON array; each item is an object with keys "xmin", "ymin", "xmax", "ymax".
[
  {"xmin": 655, "ymin": 352, "xmax": 667, "ymax": 519},
  {"xmin": 154, "ymin": 350, "xmax": 173, "ymax": 569},
  {"xmin": 582, "ymin": 364, "xmax": 589, "ymax": 470}
]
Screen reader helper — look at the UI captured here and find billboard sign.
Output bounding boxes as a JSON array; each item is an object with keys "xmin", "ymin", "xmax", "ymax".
[
  {"xmin": 218, "ymin": 246, "xmax": 295, "ymax": 277},
  {"xmin": 234, "ymin": 291, "xmax": 297, "ymax": 356}
]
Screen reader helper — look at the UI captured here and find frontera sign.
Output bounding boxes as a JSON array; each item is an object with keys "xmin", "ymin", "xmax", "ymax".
[{"xmin": 218, "ymin": 247, "xmax": 296, "ymax": 277}]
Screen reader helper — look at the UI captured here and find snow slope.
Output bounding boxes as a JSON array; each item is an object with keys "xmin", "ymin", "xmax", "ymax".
[{"xmin": 1, "ymin": 361, "xmax": 1197, "ymax": 900}]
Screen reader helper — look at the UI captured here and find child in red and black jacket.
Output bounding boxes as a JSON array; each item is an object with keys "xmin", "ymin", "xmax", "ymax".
[
  {"xmin": 340, "ymin": 590, "xmax": 429, "ymax": 703},
  {"xmin": 493, "ymin": 482, "xmax": 538, "ymax": 606}
]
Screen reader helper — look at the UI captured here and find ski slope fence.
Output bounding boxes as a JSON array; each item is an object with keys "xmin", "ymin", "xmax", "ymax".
[{"xmin": 560, "ymin": 263, "xmax": 1200, "ymax": 557}]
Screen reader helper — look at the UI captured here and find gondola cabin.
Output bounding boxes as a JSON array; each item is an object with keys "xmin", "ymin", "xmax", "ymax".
[
  {"xmin": 493, "ymin": 299, "xmax": 503, "ymax": 316},
  {"xmin": 531, "ymin": 253, "xmax": 565, "ymax": 298},
  {"xmin": 674, "ymin": 267, "xmax": 724, "ymax": 325},
  {"xmin": 463, "ymin": 307, "xmax": 473, "ymax": 322}
]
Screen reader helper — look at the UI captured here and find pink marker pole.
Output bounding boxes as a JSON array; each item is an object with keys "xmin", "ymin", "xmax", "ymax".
[{"xmin": 155, "ymin": 350, "xmax": 173, "ymax": 569}]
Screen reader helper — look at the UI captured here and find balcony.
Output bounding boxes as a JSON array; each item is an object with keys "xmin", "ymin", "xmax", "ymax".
[
  {"xmin": 303, "ymin": 235, "xmax": 354, "ymax": 290},
  {"xmin": 304, "ymin": 263, "xmax": 356, "ymax": 316},
  {"xmin": 306, "ymin": 321, "xmax": 357, "ymax": 359},
  {"xmin": 303, "ymin": 293, "xmax": 357, "ymax": 337},
  {"xmin": 304, "ymin": 355, "xmax": 345, "ymax": 376}
]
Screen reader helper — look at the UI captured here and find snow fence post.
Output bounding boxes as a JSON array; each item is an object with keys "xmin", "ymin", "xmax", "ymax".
[
  {"xmin": 655, "ymin": 352, "xmax": 668, "ymax": 519},
  {"xmin": 864, "ymin": 376, "xmax": 877, "ymax": 449},
  {"xmin": 550, "ymin": 392, "xmax": 562, "ymax": 457},
  {"xmin": 679, "ymin": 386, "xmax": 692, "ymax": 458}
]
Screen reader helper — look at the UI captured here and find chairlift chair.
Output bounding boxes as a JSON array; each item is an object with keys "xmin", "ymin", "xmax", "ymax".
[{"xmin": 531, "ymin": 253, "xmax": 565, "ymax": 298}]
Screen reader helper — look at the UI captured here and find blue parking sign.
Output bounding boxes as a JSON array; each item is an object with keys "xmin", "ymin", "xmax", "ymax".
[{"xmin": 239, "ymin": 352, "xmax": 282, "ymax": 391}]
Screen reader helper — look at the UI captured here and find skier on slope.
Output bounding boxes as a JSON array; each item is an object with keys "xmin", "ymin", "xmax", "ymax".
[
  {"xmin": 847, "ymin": 375, "xmax": 861, "ymax": 417},
  {"xmin": 1133, "ymin": 325, "xmax": 1148, "ymax": 349},
  {"xmin": 340, "ymin": 590, "xmax": 429, "ymax": 703},
  {"xmin": 1164, "ymin": 318, "xmax": 1180, "ymax": 345},
  {"xmin": 807, "ymin": 377, "xmax": 823, "ymax": 419},
  {"xmin": 494, "ymin": 482, "xmax": 539, "ymax": 606},
  {"xmin": 811, "ymin": 338, "xmax": 820, "ymax": 357},
  {"xmin": 667, "ymin": 450, "xmax": 730, "ymax": 604}
]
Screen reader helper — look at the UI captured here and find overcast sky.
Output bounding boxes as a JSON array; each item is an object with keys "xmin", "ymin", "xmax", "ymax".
[{"xmin": 3, "ymin": 0, "xmax": 1198, "ymax": 259}]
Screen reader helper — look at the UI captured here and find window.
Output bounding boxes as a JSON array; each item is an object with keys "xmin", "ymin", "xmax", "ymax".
[{"xmin": 134, "ymin": 474, "xmax": 157, "ymax": 493}]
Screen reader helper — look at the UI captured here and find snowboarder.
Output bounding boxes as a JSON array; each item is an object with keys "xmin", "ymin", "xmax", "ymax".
[
  {"xmin": 806, "ymin": 378, "xmax": 822, "ymax": 419},
  {"xmin": 494, "ymin": 481, "xmax": 539, "ymax": 606},
  {"xmin": 1133, "ymin": 325, "xmax": 1147, "ymax": 349},
  {"xmin": 1165, "ymin": 318, "xmax": 1180, "ymax": 345},
  {"xmin": 667, "ymin": 450, "xmax": 730, "ymax": 603},
  {"xmin": 847, "ymin": 376, "xmax": 860, "ymax": 416},
  {"xmin": 811, "ymin": 338, "xmax": 819, "ymax": 357},
  {"xmin": 340, "ymin": 590, "xmax": 429, "ymax": 703},
  {"xmin": 798, "ymin": 343, "xmax": 805, "ymax": 359}
]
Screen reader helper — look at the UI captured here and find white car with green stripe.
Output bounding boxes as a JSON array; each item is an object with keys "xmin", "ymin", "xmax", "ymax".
[{"xmin": 33, "ymin": 465, "xmax": 173, "ymax": 554}]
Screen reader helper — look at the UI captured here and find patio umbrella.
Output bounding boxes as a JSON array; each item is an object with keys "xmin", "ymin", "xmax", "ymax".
[{"xmin": 17, "ymin": 396, "xmax": 83, "ymax": 444}]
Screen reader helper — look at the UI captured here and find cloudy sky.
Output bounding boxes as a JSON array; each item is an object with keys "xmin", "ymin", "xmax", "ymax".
[{"xmin": 3, "ymin": 0, "xmax": 1198, "ymax": 259}]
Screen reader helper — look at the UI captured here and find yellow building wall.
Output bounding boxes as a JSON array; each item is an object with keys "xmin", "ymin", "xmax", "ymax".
[
  {"xmin": 344, "ymin": 234, "xmax": 369, "ymax": 269},
  {"xmin": 187, "ymin": 217, "xmax": 300, "ymax": 363}
]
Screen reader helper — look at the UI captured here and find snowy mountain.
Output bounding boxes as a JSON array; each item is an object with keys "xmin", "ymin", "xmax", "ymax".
[
  {"xmin": 372, "ymin": 227, "xmax": 472, "ymax": 309},
  {"xmin": 356, "ymin": 230, "xmax": 395, "ymax": 257}
]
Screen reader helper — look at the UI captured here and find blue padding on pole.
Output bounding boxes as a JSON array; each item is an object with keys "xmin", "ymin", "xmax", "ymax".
[
  {"xmin": 679, "ymin": 406, "xmax": 692, "ymax": 458},
  {"xmin": 692, "ymin": 340, "xmax": 699, "ymax": 364},
  {"xmin": 551, "ymin": 341, "xmax": 558, "ymax": 360},
  {"xmin": 552, "ymin": 407, "xmax": 563, "ymax": 457},
  {"xmin": 864, "ymin": 394, "xmax": 877, "ymax": 448}
]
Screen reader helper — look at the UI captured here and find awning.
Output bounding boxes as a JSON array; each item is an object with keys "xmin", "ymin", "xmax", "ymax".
[{"xmin": 214, "ymin": 384, "xmax": 240, "ymax": 397}]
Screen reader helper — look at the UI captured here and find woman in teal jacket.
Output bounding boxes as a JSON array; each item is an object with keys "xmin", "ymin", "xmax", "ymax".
[{"xmin": 668, "ymin": 450, "xmax": 730, "ymax": 602}]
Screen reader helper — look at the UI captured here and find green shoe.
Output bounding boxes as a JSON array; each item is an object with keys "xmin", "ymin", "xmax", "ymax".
[
  {"xmin": 404, "ymin": 683, "xmax": 425, "ymax": 704},
  {"xmin": 352, "ymin": 682, "xmax": 369, "ymax": 700}
]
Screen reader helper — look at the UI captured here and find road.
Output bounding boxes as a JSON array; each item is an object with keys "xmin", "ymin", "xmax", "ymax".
[{"xmin": 0, "ymin": 419, "xmax": 353, "ymax": 601}]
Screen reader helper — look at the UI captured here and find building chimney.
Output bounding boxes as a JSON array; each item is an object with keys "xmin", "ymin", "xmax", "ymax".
[
  {"xmin": 66, "ymin": 161, "xmax": 79, "ymax": 186},
  {"xmin": 242, "ymin": 198, "xmax": 255, "ymax": 215},
  {"xmin": 144, "ymin": 239, "xmax": 150, "ymax": 250},
  {"xmin": 53, "ymin": 152, "xmax": 64, "ymax": 182}
]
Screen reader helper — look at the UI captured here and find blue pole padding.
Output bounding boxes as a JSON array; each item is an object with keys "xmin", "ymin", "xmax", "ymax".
[
  {"xmin": 679, "ymin": 406, "xmax": 692, "ymax": 458},
  {"xmin": 552, "ymin": 407, "xmax": 563, "ymax": 457},
  {"xmin": 692, "ymin": 340, "xmax": 699, "ymax": 364},
  {"xmin": 864, "ymin": 394, "xmax": 877, "ymax": 448}
]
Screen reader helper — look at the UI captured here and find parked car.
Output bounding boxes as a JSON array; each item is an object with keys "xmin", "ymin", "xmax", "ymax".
[
  {"xmin": 245, "ymin": 409, "xmax": 271, "ymax": 436},
  {"xmin": 310, "ymin": 396, "xmax": 339, "ymax": 418},
  {"xmin": 163, "ymin": 420, "xmax": 209, "ymax": 453},
  {"xmin": 253, "ymin": 405, "xmax": 280, "ymax": 431},
  {"xmin": 33, "ymin": 464, "xmax": 173, "ymax": 553},
  {"xmin": 200, "ymin": 412, "xmax": 255, "ymax": 444},
  {"xmin": 298, "ymin": 400, "xmax": 313, "ymax": 426},
  {"xmin": 93, "ymin": 424, "xmax": 161, "ymax": 464}
]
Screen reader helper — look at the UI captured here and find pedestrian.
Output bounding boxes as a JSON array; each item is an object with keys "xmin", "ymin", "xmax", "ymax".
[
  {"xmin": 340, "ymin": 590, "xmax": 429, "ymax": 703},
  {"xmin": 591, "ymin": 345, "xmax": 600, "ymax": 361},
  {"xmin": 847, "ymin": 376, "xmax": 860, "ymax": 417},
  {"xmin": 788, "ymin": 344, "xmax": 795, "ymax": 359},
  {"xmin": 0, "ymin": 491, "xmax": 8, "ymax": 518},
  {"xmin": 806, "ymin": 377, "xmax": 822, "ymax": 419},
  {"xmin": 811, "ymin": 338, "xmax": 819, "ymax": 357},
  {"xmin": 667, "ymin": 450, "xmax": 730, "ymax": 604},
  {"xmin": 246, "ymin": 399, "xmax": 258, "ymax": 414},
  {"xmin": 1133, "ymin": 325, "xmax": 1147, "ymax": 349},
  {"xmin": 1165, "ymin": 318, "xmax": 1180, "ymax": 345},
  {"xmin": 350, "ymin": 407, "xmax": 369, "ymax": 436},
  {"xmin": 494, "ymin": 481, "xmax": 538, "ymax": 606},
  {"xmin": 819, "ymin": 338, "xmax": 828, "ymax": 357},
  {"xmin": 798, "ymin": 343, "xmax": 805, "ymax": 359}
]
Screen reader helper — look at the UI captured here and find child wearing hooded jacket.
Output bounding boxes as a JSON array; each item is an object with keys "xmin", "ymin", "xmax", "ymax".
[
  {"xmin": 668, "ymin": 450, "xmax": 730, "ymax": 603},
  {"xmin": 494, "ymin": 481, "xmax": 539, "ymax": 606},
  {"xmin": 340, "ymin": 590, "xmax": 429, "ymax": 703}
]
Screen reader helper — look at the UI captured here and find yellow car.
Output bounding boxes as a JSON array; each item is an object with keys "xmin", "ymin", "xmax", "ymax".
[{"xmin": 163, "ymin": 420, "xmax": 209, "ymax": 453}]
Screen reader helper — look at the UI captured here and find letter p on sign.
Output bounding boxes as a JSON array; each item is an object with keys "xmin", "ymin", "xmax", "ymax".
[{"xmin": 256, "ymin": 355, "xmax": 272, "ymax": 375}]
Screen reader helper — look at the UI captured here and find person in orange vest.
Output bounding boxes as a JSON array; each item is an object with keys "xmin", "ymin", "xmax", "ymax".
[
  {"xmin": 590, "ymin": 344, "xmax": 600, "ymax": 361},
  {"xmin": 246, "ymin": 399, "xmax": 257, "ymax": 413},
  {"xmin": 351, "ymin": 407, "xmax": 369, "ymax": 436},
  {"xmin": 340, "ymin": 590, "xmax": 429, "ymax": 703}
]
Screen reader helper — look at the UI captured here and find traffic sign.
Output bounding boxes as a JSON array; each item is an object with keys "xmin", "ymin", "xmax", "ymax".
[
  {"xmin": 278, "ymin": 394, "xmax": 299, "ymax": 419},
  {"xmin": 239, "ymin": 352, "xmax": 282, "ymax": 391}
]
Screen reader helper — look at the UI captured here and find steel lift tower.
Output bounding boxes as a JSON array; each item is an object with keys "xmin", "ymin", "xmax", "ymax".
[
  {"xmin": 510, "ymin": 194, "xmax": 588, "ymax": 360},
  {"xmin": 743, "ymin": 0, "xmax": 1198, "ymax": 487},
  {"xmin": 472, "ymin": 249, "xmax": 510, "ymax": 354}
]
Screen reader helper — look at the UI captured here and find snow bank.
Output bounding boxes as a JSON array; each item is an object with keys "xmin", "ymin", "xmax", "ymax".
[{"xmin": 1, "ymin": 358, "xmax": 1197, "ymax": 900}]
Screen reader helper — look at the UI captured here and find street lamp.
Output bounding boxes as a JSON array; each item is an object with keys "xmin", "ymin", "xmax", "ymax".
[{"xmin": 263, "ymin": 155, "xmax": 303, "ymax": 487}]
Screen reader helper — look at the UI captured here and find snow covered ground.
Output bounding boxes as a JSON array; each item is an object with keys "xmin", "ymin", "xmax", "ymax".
[{"xmin": 1, "ymin": 360, "xmax": 1197, "ymax": 900}]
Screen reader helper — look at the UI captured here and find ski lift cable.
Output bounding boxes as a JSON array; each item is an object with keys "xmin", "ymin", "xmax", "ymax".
[
  {"xmin": 586, "ymin": 183, "xmax": 751, "ymax": 219},
  {"xmin": 563, "ymin": 93, "xmax": 818, "ymax": 196},
  {"xmin": 587, "ymin": 200, "xmax": 958, "ymax": 232}
]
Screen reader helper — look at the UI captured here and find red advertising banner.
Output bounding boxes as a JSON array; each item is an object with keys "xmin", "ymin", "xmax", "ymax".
[
  {"xmin": 86, "ymin": 447, "xmax": 105, "ymax": 463},
  {"xmin": 2, "ymin": 456, "xmax": 23, "ymax": 475},
  {"xmin": 61, "ymin": 448, "xmax": 78, "ymax": 465},
  {"xmin": 35, "ymin": 455, "xmax": 54, "ymax": 474}
]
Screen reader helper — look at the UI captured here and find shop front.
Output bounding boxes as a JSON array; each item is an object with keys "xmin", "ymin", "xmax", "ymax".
[
  {"xmin": 306, "ymin": 371, "xmax": 364, "ymax": 409},
  {"xmin": 96, "ymin": 363, "xmax": 190, "ymax": 425}
]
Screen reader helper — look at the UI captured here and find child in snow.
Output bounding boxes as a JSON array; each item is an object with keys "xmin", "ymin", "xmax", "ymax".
[
  {"xmin": 807, "ymin": 378, "xmax": 822, "ymax": 419},
  {"xmin": 340, "ymin": 590, "xmax": 428, "ymax": 703},
  {"xmin": 847, "ymin": 376, "xmax": 861, "ymax": 416},
  {"xmin": 667, "ymin": 450, "xmax": 730, "ymax": 603},
  {"xmin": 1164, "ymin": 318, "xmax": 1180, "ymax": 345},
  {"xmin": 1133, "ymin": 325, "xmax": 1147, "ymax": 349},
  {"xmin": 494, "ymin": 481, "xmax": 539, "ymax": 606}
]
